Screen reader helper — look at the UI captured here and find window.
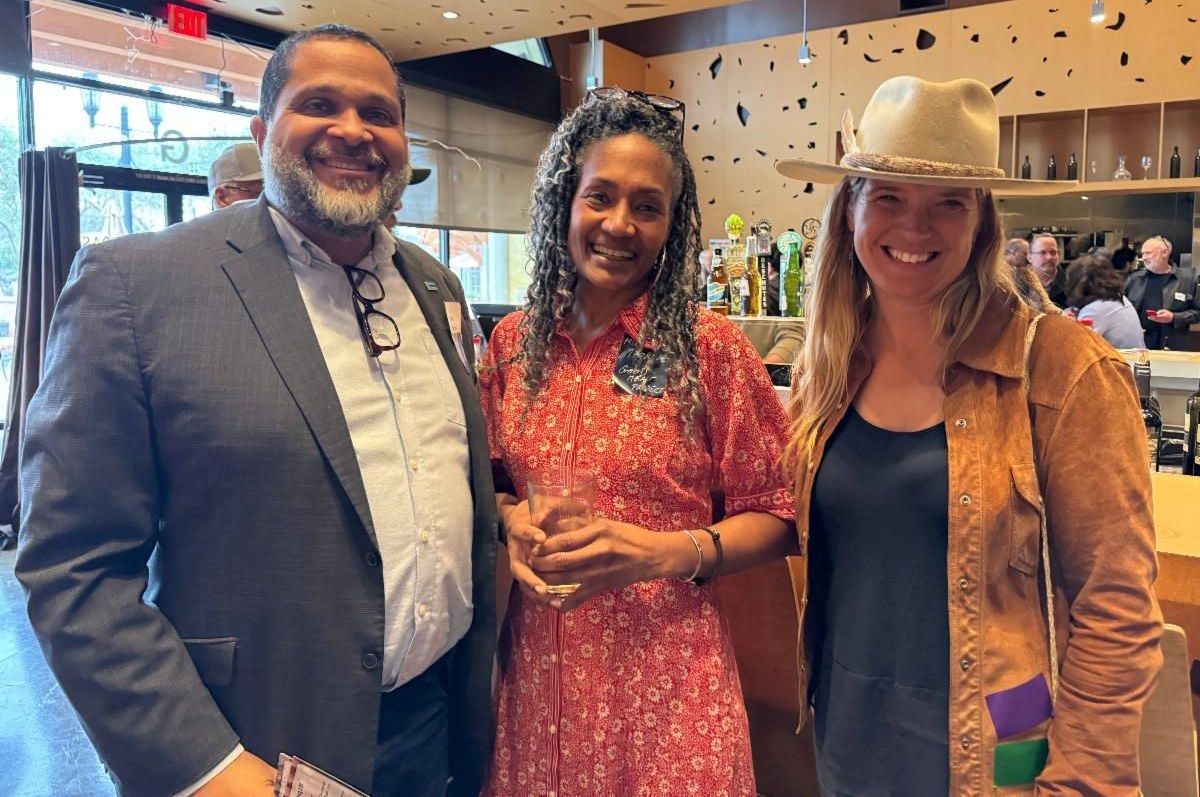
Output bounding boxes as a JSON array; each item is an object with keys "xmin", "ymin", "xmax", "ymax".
[
  {"xmin": 0, "ymin": 74, "xmax": 21, "ymax": 426},
  {"xmin": 79, "ymin": 188, "xmax": 169, "ymax": 245},
  {"xmin": 394, "ymin": 225, "xmax": 442, "ymax": 262},
  {"xmin": 448, "ymin": 230, "xmax": 530, "ymax": 305},
  {"xmin": 491, "ymin": 39, "xmax": 551, "ymax": 67},
  {"xmin": 30, "ymin": 0, "xmax": 269, "ymax": 111},
  {"xmin": 33, "ymin": 80, "xmax": 255, "ymax": 179}
]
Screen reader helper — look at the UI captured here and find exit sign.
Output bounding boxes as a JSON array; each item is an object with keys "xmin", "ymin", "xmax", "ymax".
[{"xmin": 167, "ymin": 4, "xmax": 208, "ymax": 40}]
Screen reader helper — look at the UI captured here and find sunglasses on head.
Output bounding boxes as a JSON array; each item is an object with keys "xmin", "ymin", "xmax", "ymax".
[{"xmin": 588, "ymin": 86, "xmax": 686, "ymax": 142}]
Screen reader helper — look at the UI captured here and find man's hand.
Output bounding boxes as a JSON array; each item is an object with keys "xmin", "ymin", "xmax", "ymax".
[
  {"xmin": 195, "ymin": 751, "xmax": 277, "ymax": 797},
  {"xmin": 1148, "ymin": 309, "xmax": 1175, "ymax": 324}
]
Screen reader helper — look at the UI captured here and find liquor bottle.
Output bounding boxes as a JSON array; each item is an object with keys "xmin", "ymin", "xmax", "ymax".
[
  {"xmin": 1184, "ymin": 379, "xmax": 1200, "ymax": 476},
  {"xmin": 1066, "ymin": 153, "xmax": 1078, "ymax": 180},
  {"xmin": 746, "ymin": 246, "xmax": 763, "ymax": 316},
  {"xmin": 707, "ymin": 248, "xmax": 729, "ymax": 315},
  {"xmin": 754, "ymin": 220, "xmax": 774, "ymax": 318},
  {"xmin": 1194, "ymin": 147, "xmax": 1200, "ymax": 178},
  {"xmin": 1020, "ymin": 155, "xmax": 1031, "ymax": 179},
  {"xmin": 1169, "ymin": 146, "xmax": 1181, "ymax": 178},
  {"xmin": 1046, "ymin": 153, "xmax": 1057, "ymax": 181}
]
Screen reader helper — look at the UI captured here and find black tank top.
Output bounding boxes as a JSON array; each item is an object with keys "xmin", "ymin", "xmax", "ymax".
[{"xmin": 808, "ymin": 406, "xmax": 950, "ymax": 796}]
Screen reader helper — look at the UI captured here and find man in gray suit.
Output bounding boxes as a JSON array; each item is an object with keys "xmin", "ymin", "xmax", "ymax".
[{"xmin": 16, "ymin": 24, "xmax": 495, "ymax": 797}]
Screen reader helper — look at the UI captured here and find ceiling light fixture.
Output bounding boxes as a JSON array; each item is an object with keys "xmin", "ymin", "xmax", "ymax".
[
  {"xmin": 442, "ymin": 10, "xmax": 459, "ymax": 19},
  {"xmin": 797, "ymin": 0, "xmax": 812, "ymax": 64},
  {"xmin": 1090, "ymin": 0, "xmax": 1104, "ymax": 23}
]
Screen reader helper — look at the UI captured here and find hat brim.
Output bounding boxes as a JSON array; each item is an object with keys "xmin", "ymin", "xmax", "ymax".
[
  {"xmin": 410, "ymin": 167, "xmax": 432, "ymax": 185},
  {"xmin": 775, "ymin": 158, "xmax": 1077, "ymax": 197}
]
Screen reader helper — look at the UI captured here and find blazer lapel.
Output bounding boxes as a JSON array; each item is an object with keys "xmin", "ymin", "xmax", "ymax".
[{"xmin": 220, "ymin": 204, "xmax": 377, "ymax": 546}]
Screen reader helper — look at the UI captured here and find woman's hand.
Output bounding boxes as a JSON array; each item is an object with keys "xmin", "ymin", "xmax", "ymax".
[
  {"xmin": 529, "ymin": 518, "xmax": 692, "ymax": 612},
  {"xmin": 498, "ymin": 499, "xmax": 552, "ymax": 604}
]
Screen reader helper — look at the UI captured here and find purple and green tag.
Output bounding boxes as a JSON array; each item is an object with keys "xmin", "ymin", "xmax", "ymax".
[
  {"xmin": 985, "ymin": 673, "xmax": 1053, "ymax": 739},
  {"xmin": 993, "ymin": 738, "xmax": 1049, "ymax": 787}
]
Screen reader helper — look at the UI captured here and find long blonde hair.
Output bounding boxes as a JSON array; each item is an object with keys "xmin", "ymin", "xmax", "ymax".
[{"xmin": 783, "ymin": 177, "xmax": 1015, "ymax": 474}]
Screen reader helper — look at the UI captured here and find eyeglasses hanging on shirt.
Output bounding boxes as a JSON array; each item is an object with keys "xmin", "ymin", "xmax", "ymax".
[{"xmin": 342, "ymin": 265, "xmax": 402, "ymax": 358}]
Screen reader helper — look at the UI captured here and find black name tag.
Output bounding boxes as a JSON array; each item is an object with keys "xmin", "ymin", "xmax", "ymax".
[{"xmin": 613, "ymin": 336, "xmax": 668, "ymax": 398}]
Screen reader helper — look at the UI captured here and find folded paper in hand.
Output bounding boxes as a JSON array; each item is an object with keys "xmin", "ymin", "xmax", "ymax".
[{"xmin": 275, "ymin": 753, "xmax": 368, "ymax": 797}]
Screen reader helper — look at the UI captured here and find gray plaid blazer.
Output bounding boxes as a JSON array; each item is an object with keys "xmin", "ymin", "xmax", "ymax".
[{"xmin": 16, "ymin": 197, "xmax": 497, "ymax": 796}]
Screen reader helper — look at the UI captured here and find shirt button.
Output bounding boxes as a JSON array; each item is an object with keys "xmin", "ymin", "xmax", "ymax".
[
  {"xmin": 550, "ymin": 653, "xmax": 559, "ymax": 664},
  {"xmin": 959, "ymin": 494, "xmax": 971, "ymax": 506},
  {"xmin": 955, "ymin": 418, "xmax": 967, "ymax": 429},
  {"xmin": 361, "ymin": 653, "xmax": 379, "ymax": 670},
  {"xmin": 417, "ymin": 603, "xmax": 428, "ymax": 619},
  {"xmin": 960, "ymin": 657, "xmax": 971, "ymax": 671},
  {"xmin": 958, "ymin": 577, "xmax": 969, "ymax": 591},
  {"xmin": 564, "ymin": 441, "xmax": 573, "ymax": 451},
  {"xmin": 960, "ymin": 735, "xmax": 971, "ymax": 750},
  {"xmin": 365, "ymin": 551, "xmax": 379, "ymax": 567},
  {"xmin": 420, "ymin": 531, "xmax": 431, "ymax": 545},
  {"xmin": 549, "ymin": 724, "xmax": 557, "ymax": 735},
  {"xmin": 574, "ymin": 375, "xmax": 581, "ymax": 383},
  {"xmin": 409, "ymin": 458, "xmax": 420, "ymax": 471}
]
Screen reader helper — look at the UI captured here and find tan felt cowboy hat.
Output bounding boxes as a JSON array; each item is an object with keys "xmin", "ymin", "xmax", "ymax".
[{"xmin": 776, "ymin": 76, "xmax": 1075, "ymax": 196}]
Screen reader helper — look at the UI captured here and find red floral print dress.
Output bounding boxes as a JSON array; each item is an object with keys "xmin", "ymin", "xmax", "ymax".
[{"xmin": 480, "ymin": 294, "xmax": 795, "ymax": 797}]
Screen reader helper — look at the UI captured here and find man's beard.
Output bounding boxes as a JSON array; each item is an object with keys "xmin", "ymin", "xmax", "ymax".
[{"xmin": 262, "ymin": 141, "xmax": 410, "ymax": 237}]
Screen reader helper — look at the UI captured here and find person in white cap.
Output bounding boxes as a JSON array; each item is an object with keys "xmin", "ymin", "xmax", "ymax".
[
  {"xmin": 777, "ymin": 76, "xmax": 1161, "ymax": 795},
  {"xmin": 207, "ymin": 141, "xmax": 264, "ymax": 208}
]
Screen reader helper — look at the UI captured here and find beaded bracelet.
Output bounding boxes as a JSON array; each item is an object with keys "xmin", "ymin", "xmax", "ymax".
[{"xmin": 692, "ymin": 526, "xmax": 724, "ymax": 586}]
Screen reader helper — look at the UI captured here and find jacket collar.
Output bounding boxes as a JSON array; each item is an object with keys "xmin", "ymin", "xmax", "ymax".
[
  {"xmin": 952, "ymin": 292, "xmax": 1033, "ymax": 380},
  {"xmin": 848, "ymin": 291, "xmax": 1034, "ymax": 392}
]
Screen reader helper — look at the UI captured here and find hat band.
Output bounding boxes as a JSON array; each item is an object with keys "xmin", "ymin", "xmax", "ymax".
[{"xmin": 840, "ymin": 151, "xmax": 1005, "ymax": 179}]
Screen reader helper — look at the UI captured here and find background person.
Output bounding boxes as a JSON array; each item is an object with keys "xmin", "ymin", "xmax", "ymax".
[
  {"xmin": 1028, "ymin": 233, "xmax": 1066, "ymax": 307},
  {"xmin": 207, "ymin": 141, "xmax": 264, "ymax": 208},
  {"xmin": 18, "ymin": 25, "xmax": 496, "ymax": 797},
  {"xmin": 776, "ymin": 75, "xmax": 1161, "ymax": 795},
  {"xmin": 1065, "ymin": 254, "xmax": 1145, "ymax": 349},
  {"xmin": 1004, "ymin": 237, "xmax": 1055, "ymax": 312},
  {"xmin": 1126, "ymin": 235, "xmax": 1200, "ymax": 350},
  {"xmin": 480, "ymin": 87, "xmax": 796, "ymax": 796}
]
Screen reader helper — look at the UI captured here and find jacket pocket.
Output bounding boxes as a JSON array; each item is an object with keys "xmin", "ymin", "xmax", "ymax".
[
  {"xmin": 181, "ymin": 636, "xmax": 238, "ymax": 686},
  {"xmin": 1008, "ymin": 464, "xmax": 1044, "ymax": 577}
]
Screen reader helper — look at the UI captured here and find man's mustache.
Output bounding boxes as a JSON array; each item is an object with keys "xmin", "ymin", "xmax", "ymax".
[{"xmin": 306, "ymin": 144, "xmax": 387, "ymax": 170}]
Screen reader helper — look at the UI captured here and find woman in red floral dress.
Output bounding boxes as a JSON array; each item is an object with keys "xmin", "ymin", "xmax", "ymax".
[{"xmin": 480, "ymin": 88, "xmax": 797, "ymax": 796}]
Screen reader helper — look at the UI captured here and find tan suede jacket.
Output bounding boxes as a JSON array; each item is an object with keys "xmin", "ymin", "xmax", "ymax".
[{"xmin": 791, "ymin": 295, "xmax": 1163, "ymax": 795}]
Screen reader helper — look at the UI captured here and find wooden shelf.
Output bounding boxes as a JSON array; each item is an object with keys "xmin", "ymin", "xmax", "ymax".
[
  {"xmin": 1015, "ymin": 110, "xmax": 1084, "ymax": 181},
  {"xmin": 997, "ymin": 177, "xmax": 1200, "ymax": 198}
]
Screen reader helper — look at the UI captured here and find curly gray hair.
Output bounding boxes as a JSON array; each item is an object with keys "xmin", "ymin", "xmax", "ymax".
[{"xmin": 512, "ymin": 91, "xmax": 704, "ymax": 426}]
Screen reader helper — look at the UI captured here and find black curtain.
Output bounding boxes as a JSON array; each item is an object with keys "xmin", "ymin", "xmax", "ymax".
[{"xmin": 0, "ymin": 147, "xmax": 79, "ymax": 548}]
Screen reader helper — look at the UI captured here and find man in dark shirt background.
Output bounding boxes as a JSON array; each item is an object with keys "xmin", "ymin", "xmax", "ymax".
[{"xmin": 1125, "ymin": 235, "xmax": 1200, "ymax": 350}]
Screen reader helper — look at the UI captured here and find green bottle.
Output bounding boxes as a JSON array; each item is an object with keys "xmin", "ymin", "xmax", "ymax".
[{"xmin": 781, "ymin": 241, "xmax": 802, "ymax": 317}]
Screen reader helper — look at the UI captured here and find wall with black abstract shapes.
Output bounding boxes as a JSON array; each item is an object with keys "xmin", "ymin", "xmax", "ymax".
[{"xmin": 641, "ymin": 0, "xmax": 1197, "ymax": 243}]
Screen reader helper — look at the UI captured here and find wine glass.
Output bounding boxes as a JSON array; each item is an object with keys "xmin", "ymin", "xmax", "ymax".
[{"xmin": 1140, "ymin": 155, "xmax": 1153, "ymax": 179}]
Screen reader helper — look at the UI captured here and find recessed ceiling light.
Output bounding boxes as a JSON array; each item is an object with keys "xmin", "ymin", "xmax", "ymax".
[{"xmin": 442, "ymin": 10, "xmax": 459, "ymax": 19}]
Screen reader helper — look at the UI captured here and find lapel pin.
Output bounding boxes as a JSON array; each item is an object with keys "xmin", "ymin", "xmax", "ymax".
[{"xmin": 424, "ymin": 281, "xmax": 440, "ymax": 292}]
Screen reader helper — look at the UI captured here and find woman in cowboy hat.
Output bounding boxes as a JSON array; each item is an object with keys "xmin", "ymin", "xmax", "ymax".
[{"xmin": 777, "ymin": 76, "xmax": 1162, "ymax": 795}]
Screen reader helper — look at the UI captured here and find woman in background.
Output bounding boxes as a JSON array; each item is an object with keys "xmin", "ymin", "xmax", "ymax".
[{"xmin": 1065, "ymin": 254, "xmax": 1146, "ymax": 349}]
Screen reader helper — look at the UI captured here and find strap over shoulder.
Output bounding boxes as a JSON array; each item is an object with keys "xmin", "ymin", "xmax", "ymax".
[{"xmin": 1019, "ymin": 310, "xmax": 1059, "ymax": 701}]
